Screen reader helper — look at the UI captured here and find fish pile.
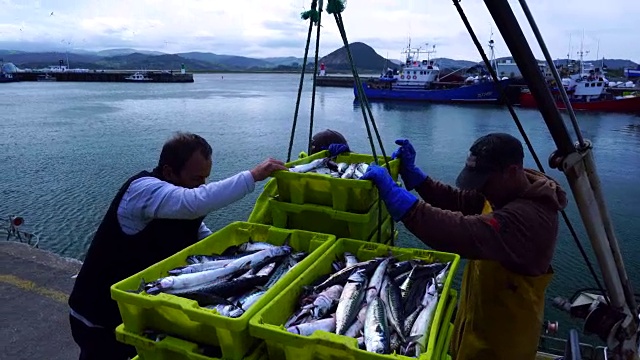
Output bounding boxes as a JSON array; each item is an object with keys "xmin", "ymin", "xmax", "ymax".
[
  {"xmin": 289, "ymin": 158, "xmax": 369, "ymax": 179},
  {"xmin": 283, "ymin": 253, "xmax": 451, "ymax": 357},
  {"xmin": 142, "ymin": 239, "xmax": 307, "ymax": 318}
]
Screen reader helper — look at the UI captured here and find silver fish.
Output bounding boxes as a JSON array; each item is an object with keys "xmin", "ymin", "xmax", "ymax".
[
  {"xmin": 341, "ymin": 163, "xmax": 357, "ymax": 179},
  {"xmin": 364, "ymin": 295, "xmax": 390, "ymax": 354},
  {"xmin": 335, "ymin": 269, "xmax": 367, "ymax": 335},
  {"xmin": 228, "ymin": 290, "xmax": 267, "ymax": 318},
  {"xmin": 366, "ymin": 257, "xmax": 391, "ymax": 304},
  {"xmin": 289, "ymin": 158, "xmax": 328, "ymax": 173},
  {"xmin": 146, "ymin": 263, "xmax": 249, "ymax": 294},
  {"xmin": 311, "ymin": 258, "xmax": 383, "ymax": 293},
  {"xmin": 382, "ymin": 275, "xmax": 405, "ymax": 342},
  {"xmin": 227, "ymin": 246, "xmax": 292, "ymax": 270},
  {"xmin": 239, "ymin": 241, "xmax": 277, "ymax": 253},
  {"xmin": 403, "ymin": 304, "xmax": 424, "ymax": 338},
  {"xmin": 407, "ymin": 284, "xmax": 439, "ymax": 357},
  {"xmin": 390, "ymin": 332, "xmax": 401, "ymax": 354},
  {"xmin": 344, "ymin": 252, "xmax": 358, "ymax": 268},
  {"xmin": 168, "ymin": 258, "xmax": 234, "ymax": 275},
  {"xmin": 312, "ymin": 284, "xmax": 344, "ymax": 319},
  {"xmin": 254, "ymin": 262, "xmax": 277, "ymax": 277},
  {"xmin": 287, "ymin": 316, "xmax": 336, "ymax": 336},
  {"xmin": 435, "ymin": 262, "xmax": 451, "ymax": 286},
  {"xmin": 344, "ymin": 304, "xmax": 368, "ymax": 338},
  {"xmin": 337, "ymin": 162, "xmax": 349, "ymax": 173}
]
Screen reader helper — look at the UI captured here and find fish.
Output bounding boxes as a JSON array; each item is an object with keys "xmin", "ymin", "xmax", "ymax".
[
  {"xmin": 287, "ymin": 316, "xmax": 336, "ymax": 336},
  {"xmin": 312, "ymin": 284, "xmax": 344, "ymax": 319},
  {"xmin": 228, "ymin": 290, "xmax": 267, "ymax": 318},
  {"xmin": 289, "ymin": 158, "xmax": 329, "ymax": 173},
  {"xmin": 344, "ymin": 304, "xmax": 368, "ymax": 338},
  {"xmin": 341, "ymin": 163, "xmax": 357, "ymax": 179},
  {"xmin": 310, "ymin": 258, "xmax": 383, "ymax": 293},
  {"xmin": 226, "ymin": 245, "xmax": 292, "ymax": 271},
  {"xmin": 405, "ymin": 282, "xmax": 439, "ymax": 357},
  {"xmin": 365, "ymin": 257, "xmax": 391, "ymax": 304},
  {"xmin": 382, "ymin": 275, "xmax": 405, "ymax": 342},
  {"xmin": 335, "ymin": 269, "xmax": 368, "ymax": 335},
  {"xmin": 168, "ymin": 258, "xmax": 235, "ymax": 275},
  {"xmin": 344, "ymin": 252, "xmax": 358, "ymax": 268},
  {"xmin": 364, "ymin": 295, "xmax": 390, "ymax": 354},
  {"xmin": 145, "ymin": 263, "xmax": 250, "ymax": 294}
]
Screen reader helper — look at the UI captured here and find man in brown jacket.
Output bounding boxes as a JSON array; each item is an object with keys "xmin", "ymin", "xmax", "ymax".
[{"xmin": 361, "ymin": 133, "xmax": 568, "ymax": 359}]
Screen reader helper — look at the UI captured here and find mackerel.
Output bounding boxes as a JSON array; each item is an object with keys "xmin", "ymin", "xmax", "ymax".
[
  {"xmin": 146, "ymin": 263, "xmax": 249, "ymax": 294},
  {"xmin": 335, "ymin": 269, "xmax": 367, "ymax": 335},
  {"xmin": 365, "ymin": 257, "xmax": 390, "ymax": 304},
  {"xmin": 289, "ymin": 158, "xmax": 329, "ymax": 173},
  {"xmin": 364, "ymin": 296, "xmax": 390, "ymax": 354},
  {"xmin": 227, "ymin": 246, "xmax": 292, "ymax": 270},
  {"xmin": 311, "ymin": 258, "xmax": 383, "ymax": 293},
  {"xmin": 168, "ymin": 258, "xmax": 234, "ymax": 275},
  {"xmin": 344, "ymin": 252, "xmax": 358, "ymax": 268},
  {"xmin": 343, "ymin": 304, "xmax": 368, "ymax": 338},
  {"xmin": 287, "ymin": 316, "xmax": 336, "ymax": 336},
  {"xmin": 382, "ymin": 275, "xmax": 405, "ymax": 342},
  {"xmin": 312, "ymin": 284, "xmax": 344, "ymax": 319}
]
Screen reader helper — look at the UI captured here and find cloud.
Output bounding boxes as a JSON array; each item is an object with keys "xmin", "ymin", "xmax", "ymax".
[{"xmin": 0, "ymin": 0, "xmax": 637, "ymax": 61}]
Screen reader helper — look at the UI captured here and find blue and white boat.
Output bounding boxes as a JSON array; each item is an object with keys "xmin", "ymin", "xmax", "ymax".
[{"xmin": 355, "ymin": 44, "xmax": 510, "ymax": 104}]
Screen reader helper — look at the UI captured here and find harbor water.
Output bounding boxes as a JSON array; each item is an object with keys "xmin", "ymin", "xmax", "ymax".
[{"xmin": 1, "ymin": 73, "xmax": 639, "ymax": 340}]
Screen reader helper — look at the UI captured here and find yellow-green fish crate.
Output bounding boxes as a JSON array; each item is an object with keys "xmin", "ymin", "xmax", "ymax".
[
  {"xmin": 274, "ymin": 150, "xmax": 400, "ymax": 214},
  {"xmin": 269, "ymin": 198, "xmax": 389, "ymax": 241},
  {"xmin": 116, "ymin": 324, "xmax": 268, "ymax": 360},
  {"xmin": 249, "ymin": 238, "xmax": 461, "ymax": 360},
  {"xmin": 368, "ymin": 215, "xmax": 396, "ymax": 245},
  {"xmin": 432, "ymin": 289, "xmax": 457, "ymax": 360},
  {"xmin": 111, "ymin": 221, "xmax": 336, "ymax": 360}
]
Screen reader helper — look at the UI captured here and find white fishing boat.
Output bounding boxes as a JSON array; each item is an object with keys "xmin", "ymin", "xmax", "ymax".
[{"xmin": 124, "ymin": 72, "xmax": 153, "ymax": 82}]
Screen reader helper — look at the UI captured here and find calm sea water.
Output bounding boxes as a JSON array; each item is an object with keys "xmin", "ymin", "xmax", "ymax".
[{"xmin": 1, "ymin": 73, "xmax": 639, "ymax": 338}]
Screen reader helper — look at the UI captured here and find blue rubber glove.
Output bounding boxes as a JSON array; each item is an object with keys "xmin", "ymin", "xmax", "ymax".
[
  {"xmin": 327, "ymin": 143, "xmax": 350, "ymax": 157},
  {"xmin": 392, "ymin": 139, "xmax": 427, "ymax": 191},
  {"xmin": 361, "ymin": 164, "xmax": 418, "ymax": 221}
]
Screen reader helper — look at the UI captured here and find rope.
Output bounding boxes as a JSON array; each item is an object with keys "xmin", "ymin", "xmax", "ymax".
[
  {"xmin": 307, "ymin": 0, "xmax": 323, "ymax": 154},
  {"xmin": 329, "ymin": 7, "xmax": 395, "ymax": 244},
  {"xmin": 286, "ymin": 0, "xmax": 318, "ymax": 163},
  {"xmin": 452, "ymin": 0, "xmax": 609, "ymax": 303}
]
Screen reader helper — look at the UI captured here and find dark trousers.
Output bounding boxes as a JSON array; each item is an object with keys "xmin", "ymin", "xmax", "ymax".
[{"xmin": 69, "ymin": 314, "xmax": 137, "ymax": 360}]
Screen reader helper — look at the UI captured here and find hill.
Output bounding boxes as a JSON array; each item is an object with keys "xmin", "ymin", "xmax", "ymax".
[
  {"xmin": 0, "ymin": 44, "xmax": 636, "ymax": 72},
  {"xmin": 319, "ymin": 42, "xmax": 392, "ymax": 72}
]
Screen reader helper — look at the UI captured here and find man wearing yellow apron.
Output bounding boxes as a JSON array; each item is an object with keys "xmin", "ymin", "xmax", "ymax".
[{"xmin": 361, "ymin": 133, "xmax": 568, "ymax": 360}]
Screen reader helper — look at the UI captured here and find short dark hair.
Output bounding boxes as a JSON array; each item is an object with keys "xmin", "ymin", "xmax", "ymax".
[
  {"xmin": 310, "ymin": 129, "xmax": 348, "ymax": 154},
  {"xmin": 156, "ymin": 132, "xmax": 212, "ymax": 174}
]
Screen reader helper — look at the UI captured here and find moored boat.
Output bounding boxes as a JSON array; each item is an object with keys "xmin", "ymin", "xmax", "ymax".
[{"xmin": 356, "ymin": 43, "xmax": 511, "ymax": 104}]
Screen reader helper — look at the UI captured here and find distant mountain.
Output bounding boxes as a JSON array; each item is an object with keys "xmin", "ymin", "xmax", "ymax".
[
  {"xmin": 1, "ymin": 44, "xmax": 637, "ymax": 72},
  {"xmin": 319, "ymin": 42, "xmax": 394, "ymax": 72},
  {"xmin": 93, "ymin": 53, "xmax": 219, "ymax": 70},
  {"xmin": 177, "ymin": 52, "xmax": 272, "ymax": 69},
  {"xmin": 496, "ymin": 56, "xmax": 638, "ymax": 70},
  {"xmin": 95, "ymin": 48, "xmax": 167, "ymax": 57},
  {"xmin": 262, "ymin": 56, "xmax": 307, "ymax": 67}
]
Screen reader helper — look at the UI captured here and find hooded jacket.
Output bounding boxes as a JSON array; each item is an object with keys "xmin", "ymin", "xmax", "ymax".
[
  {"xmin": 401, "ymin": 169, "xmax": 568, "ymax": 360},
  {"xmin": 402, "ymin": 169, "xmax": 568, "ymax": 276}
]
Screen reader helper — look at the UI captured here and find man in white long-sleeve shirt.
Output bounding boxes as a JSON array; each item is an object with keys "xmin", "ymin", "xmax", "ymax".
[{"xmin": 68, "ymin": 132, "xmax": 287, "ymax": 360}]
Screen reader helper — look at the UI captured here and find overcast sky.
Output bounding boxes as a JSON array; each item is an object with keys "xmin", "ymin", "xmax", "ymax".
[{"xmin": 1, "ymin": 0, "xmax": 637, "ymax": 61}]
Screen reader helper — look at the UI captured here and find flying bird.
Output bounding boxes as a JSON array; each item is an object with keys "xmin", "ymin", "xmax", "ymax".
[{"xmin": 50, "ymin": 12, "xmax": 54, "ymax": 16}]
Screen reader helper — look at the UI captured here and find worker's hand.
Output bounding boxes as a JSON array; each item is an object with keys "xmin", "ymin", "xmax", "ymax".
[
  {"xmin": 328, "ymin": 143, "xmax": 350, "ymax": 157},
  {"xmin": 392, "ymin": 138, "xmax": 427, "ymax": 191},
  {"xmin": 361, "ymin": 164, "xmax": 418, "ymax": 221},
  {"xmin": 250, "ymin": 158, "xmax": 288, "ymax": 182}
]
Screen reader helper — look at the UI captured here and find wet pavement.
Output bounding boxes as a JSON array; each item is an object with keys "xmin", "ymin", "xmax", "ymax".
[{"xmin": 1, "ymin": 241, "xmax": 82, "ymax": 360}]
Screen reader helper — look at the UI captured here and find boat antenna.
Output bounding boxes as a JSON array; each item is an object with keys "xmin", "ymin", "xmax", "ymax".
[{"xmin": 567, "ymin": 33, "xmax": 572, "ymax": 67}]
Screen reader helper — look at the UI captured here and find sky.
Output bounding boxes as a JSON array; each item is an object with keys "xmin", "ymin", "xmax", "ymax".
[{"xmin": 0, "ymin": 0, "xmax": 638, "ymax": 61}]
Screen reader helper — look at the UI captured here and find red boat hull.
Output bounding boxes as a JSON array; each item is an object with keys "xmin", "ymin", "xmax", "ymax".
[{"xmin": 519, "ymin": 92, "xmax": 640, "ymax": 113}]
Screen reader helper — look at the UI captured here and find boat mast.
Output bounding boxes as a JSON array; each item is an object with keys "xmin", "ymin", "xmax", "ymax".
[{"xmin": 481, "ymin": 0, "xmax": 639, "ymax": 358}]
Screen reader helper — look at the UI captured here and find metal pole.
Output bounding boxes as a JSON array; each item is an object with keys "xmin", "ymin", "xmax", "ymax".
[
  {"xmin": 482, "ymin": 0, "xmax": 575, "ymax": 157},
  {"xmin": 517, "ymin": 0, "xmax": 585, "ymax": 147}
]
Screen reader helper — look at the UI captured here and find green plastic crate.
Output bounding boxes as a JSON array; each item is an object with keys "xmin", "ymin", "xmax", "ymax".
[
  {"xmin": 116, "ymin": 324, "xmax": 268, "ymax": 360},
  {"xmin": 274, "ymin": 150, "xmax": 400, "ymax": 213},
  {"xmin": 440, "ymin": 325, "xmax": 453, "ymax": 360},
  {"xmin": 269, "ymin": 199, "xmax": 388, "ymax": 241},
  {"xmin": 111, "ymin": 221, "xmax": 336, "ymax": 360},
  {"xmin": 368, "ymin": 215, "xmax": 395, "ymax": 245},
  {"xmin": 249, "ymin": 238, "xmax": 461, "ymax": 360},
  {"xmin": 432, "ymin": 289, "xmax": 457, "ymax": 360}
]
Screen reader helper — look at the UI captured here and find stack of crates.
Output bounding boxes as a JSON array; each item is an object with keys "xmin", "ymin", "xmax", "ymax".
[
  {"xmin": 269, "ymin": 150, "xmax": 401, "ymax": 244},
  {"xmin": 111, "ymin": 222, "xmax": 337, "ymax": 360}
]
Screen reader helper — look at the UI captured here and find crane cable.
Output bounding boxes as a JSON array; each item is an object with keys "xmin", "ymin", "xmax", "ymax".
[{"xmin": 452, "ymin": 0, "xmax": 609, "ymax": 304}]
